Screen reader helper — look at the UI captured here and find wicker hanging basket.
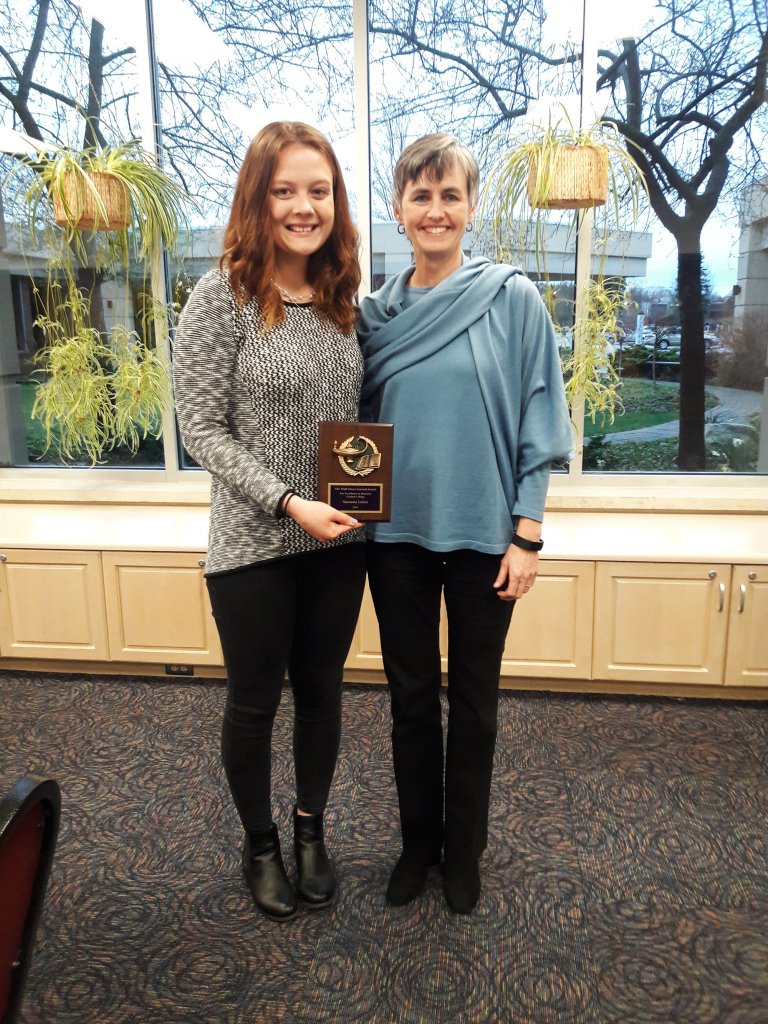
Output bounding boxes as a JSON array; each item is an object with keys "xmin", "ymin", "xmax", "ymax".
[
  {"xmin": 52, "ymin": 171, "xmax": 131, "ymax": 231},
  {"xmin": 527, "ymin": 144, "xmax": 609, "ymax": 210}
]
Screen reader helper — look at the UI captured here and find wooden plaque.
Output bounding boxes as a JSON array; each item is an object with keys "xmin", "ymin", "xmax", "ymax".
[{"xmin": 317, "ymin": 421, "xmax": 393, "ymax": 521}]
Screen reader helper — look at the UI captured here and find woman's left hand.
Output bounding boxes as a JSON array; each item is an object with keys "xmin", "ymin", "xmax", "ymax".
[{"xmin": 493, "ymin": 545, "xmax": 538, "ymax": 601}]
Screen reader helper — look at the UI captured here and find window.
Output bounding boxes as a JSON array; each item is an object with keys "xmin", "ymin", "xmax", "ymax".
[
  {"xmin": 0, "ymin": 0, "xmax": 160, "ymax": 468},
  {"xmin": 153, "ymin": 0, "xmax": 357, "ymax": 470},
  {"xmin": 582, "ymin": 0, "xmax": 768, "ymax": 475},
  {"xmin": 1, "ymin": 0, "xmax": 766, "ymax": 483}
]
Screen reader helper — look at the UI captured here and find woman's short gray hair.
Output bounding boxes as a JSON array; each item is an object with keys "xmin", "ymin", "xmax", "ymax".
[{"xmin": 392, "ymin": 134, "xmax": 480, "ymax": 209}]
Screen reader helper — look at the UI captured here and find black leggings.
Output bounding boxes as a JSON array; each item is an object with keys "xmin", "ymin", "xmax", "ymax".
[{"xmin": 206, "ymin": 543, "xmax": 366, "ymax": 835}]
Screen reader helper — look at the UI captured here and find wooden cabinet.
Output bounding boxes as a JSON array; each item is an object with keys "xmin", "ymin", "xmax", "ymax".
[
  {"xmin": 501, "ymin": 560, "xmax": 594, "ymax": 679},
  {"xmin": 593, "ymin": 561, "xmax": 768, "ymax": 688},
  {"xmin": 0, "ymin": 549, "xmax": 109, "ymax": 660},
  {"xmin": 724, "ymin": 565, "xmax": 768, "ymax": 687},
  {"xmin": 102, "ymin": 552, "xmax": 222, "ymax": 665},
  {"xmin": 1, "ymin": 532, "xmax": 765, "ymax": 696},
  {"xmin": 593, "ymin": 561, "xmax": 737, "ymax": 686}
]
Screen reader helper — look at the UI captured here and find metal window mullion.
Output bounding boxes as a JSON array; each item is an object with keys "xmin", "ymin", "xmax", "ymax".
[
  {"xmin": 569, "ymin": 0, "xmax": 599, "ymax": 482},
  {"xmin": 353, "ymin": 0, "xmax": 372, "ymax": 299},
  {"xmin": 134, "ymin": 0, "xmax": 181, "ymax": 478}
]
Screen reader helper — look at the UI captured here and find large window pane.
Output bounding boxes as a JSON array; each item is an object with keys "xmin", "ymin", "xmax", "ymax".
[
  {"xmin": 367, "ymin": 0, "xmax": 583, "ymax": 292},
  {"xmin": 0, "ymin": 1, "xmax": 163, "ymax": 468},
  {"xmin": 155, "ymin": 0, "xmax": 357, "ymax": 469},
  {"xmin": 583, "ymin": 0, "xmax": 768, "ymax": 475}
]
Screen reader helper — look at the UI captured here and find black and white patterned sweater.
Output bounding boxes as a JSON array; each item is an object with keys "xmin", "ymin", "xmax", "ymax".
[{"xmin": 173, "ymin": 269, "xmax": 364, "ymax": 575}]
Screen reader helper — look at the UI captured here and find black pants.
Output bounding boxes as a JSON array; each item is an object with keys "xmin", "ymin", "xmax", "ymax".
[
  {"xmin": 206, "ymin": 543, "xmax": 366, "ymax": 835},
  {"xmin": 367, "ymin": 541, "xmax": 515, "ymax": 865}
]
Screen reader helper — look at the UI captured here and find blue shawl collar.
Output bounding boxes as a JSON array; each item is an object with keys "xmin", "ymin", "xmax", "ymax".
[{"xmin": 359, "ymin": 257, "xmax": 522, "ymax": 402}]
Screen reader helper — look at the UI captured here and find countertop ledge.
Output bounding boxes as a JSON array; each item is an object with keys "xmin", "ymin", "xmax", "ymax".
[{"xmin": 1, "ymin": 504, "xmax": 766, "ymax": 562}]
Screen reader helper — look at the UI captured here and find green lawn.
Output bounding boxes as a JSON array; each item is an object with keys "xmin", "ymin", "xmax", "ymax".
[
  {"xmin": 18, "ymin": 378, "xmax": 53, "ymax": 452},
  {"xmin": 584, "ymin": 379, "xmax": 720, "ymax": 437},
  {"xmin": 584, "ymin": 408, "xmax": 679, "ymax": 437}
]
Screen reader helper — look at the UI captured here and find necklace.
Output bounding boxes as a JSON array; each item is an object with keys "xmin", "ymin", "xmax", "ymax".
[{"xmin": 271, "ymin": 279, "xmax": 315, "ymax": 303}]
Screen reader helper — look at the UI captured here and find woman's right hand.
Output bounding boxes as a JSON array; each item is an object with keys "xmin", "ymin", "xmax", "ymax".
[{"xmin": 285, "ymin": 496, "xmax": 363, "ymax": 542}]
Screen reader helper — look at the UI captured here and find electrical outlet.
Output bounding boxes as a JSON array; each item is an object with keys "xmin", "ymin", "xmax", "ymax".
[{"xmin": 165, "ymin": 664, "xmax": 194, "ymax": 676}]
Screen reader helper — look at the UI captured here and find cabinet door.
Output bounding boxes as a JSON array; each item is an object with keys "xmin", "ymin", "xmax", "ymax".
[
  {"xmin": 0, "ymin": 549, "xmax": 109, "ymax": 660},
  {"xmin": 501, "ymin": 561, "xmax": 595, "ymax": 679},
  {"xmin": 724, "ymin": 566, "xmax": 768, "ymax": 687},
  {"xmin": 593, "ymin": 562, "xmax": 729, "ymax": 685},
  {"xmin": 345, "ymin": 582, "xmax": 385, "ymax": 672},
  {"xmin": 102, "ymin": 552, "xmax": 222, "ymax": 665}
]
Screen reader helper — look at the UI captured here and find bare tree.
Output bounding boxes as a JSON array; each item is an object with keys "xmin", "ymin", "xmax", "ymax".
[
  {"xmin": 0, "ymin": 0, "xmax": 141, "ymax": 333},
  {"xmin": 0, "ymin": 0, "xmax": 137, "ymax": 148},
  {"xmin": 598, "ymin": 0, "xmax": 768, "ymax": 468}
]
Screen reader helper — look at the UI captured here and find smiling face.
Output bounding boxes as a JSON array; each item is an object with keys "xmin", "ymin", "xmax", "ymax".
[
  {"xmin": 395, "ymin": 160, "xmax": 477, "ymax": 270},
  {"xmin": 268, "ymin": 143, "xmax": 335, "ymax": 269}
]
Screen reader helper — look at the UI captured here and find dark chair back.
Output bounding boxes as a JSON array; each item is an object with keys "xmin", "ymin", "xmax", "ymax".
[{"xmin": 0, "ymin": 776, "xmax": 61, "ymax": 1024}]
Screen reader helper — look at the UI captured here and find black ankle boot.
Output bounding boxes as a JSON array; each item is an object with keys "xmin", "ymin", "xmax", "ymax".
[
  {"xmin": 242, "ymin": 823, "xmax": 297, "ymax": 920},
  {"xmin": 443, "ymin": 860, "xmax": 481, "ymax": 914},
  {"xmin": 293, "ymin": 806, "xmax": 336, "ymax": 908},
  {"xmin": 386, "ymin": 851, "xmax": 441, "ymax": 907}
]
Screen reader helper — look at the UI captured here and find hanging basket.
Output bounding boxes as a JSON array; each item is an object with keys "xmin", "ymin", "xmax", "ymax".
[
  {"xmin": 527, "ymin": 144, "xmax": 609, "ymax": 210},
  {"xmin": 52, "ymin": 171, "xmax": 131, "ymax": 231}
]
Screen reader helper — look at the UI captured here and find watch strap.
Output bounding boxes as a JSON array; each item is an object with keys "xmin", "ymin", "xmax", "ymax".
[{"xmin": 510, "ymin": 532, "xmax": 544, "ymax": 552}]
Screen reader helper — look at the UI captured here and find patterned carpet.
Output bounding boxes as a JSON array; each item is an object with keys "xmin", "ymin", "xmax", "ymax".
[{"xmin": 1, "ymin": 671, "xmax": 766, "ymax": 1024}]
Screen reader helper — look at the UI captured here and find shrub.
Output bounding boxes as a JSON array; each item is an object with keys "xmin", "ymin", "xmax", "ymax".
[{"xmin": 715, "ymin": 312, "xmax": 768, "ymax": 391}]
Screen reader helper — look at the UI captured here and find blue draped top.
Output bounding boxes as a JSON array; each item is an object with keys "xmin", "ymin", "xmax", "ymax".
[{"xmin": 357, "ymin": 257, "xmax": 572, "ymax": 553}]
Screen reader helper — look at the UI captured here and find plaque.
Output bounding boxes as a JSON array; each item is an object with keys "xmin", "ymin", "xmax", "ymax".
[{"xmin": 317, "ymin": 421, "xmax": 394, "ymax": 521}]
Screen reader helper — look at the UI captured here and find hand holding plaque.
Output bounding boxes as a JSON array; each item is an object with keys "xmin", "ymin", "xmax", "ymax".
[{"xmin": 317, "ymin": 421, "xmax": 393, "ymax": 521}]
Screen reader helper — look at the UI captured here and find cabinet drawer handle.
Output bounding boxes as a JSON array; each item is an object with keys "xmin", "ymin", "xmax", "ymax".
[
  {"xmin": 738, "ymin": 584, "xmax": 746, "ymax": 613},
  {"xmin": 718, "ymin": 583, "xmax": 725, "ymax": 612},
  {"xmin": 0, "ymin": 553, "xmax": 6, "ymax": 562},
  {"xmin": 198, "ymin": 559, "xmax": 206, "ymax": 568}
]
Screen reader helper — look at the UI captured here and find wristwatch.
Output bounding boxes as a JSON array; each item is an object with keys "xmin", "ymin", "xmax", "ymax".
[{"xmin": 510, "ymin": 532, "xmax": 544, "ymax": 552}]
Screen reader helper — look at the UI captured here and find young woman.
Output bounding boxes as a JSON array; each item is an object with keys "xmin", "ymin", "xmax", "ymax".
[
  {"xmin": 173, "ymin": 122, "xmax": 365, "ymax": 921},
  {"xmin": 358, "ymin": 134, "xmax": 572, "ymax": 914}
]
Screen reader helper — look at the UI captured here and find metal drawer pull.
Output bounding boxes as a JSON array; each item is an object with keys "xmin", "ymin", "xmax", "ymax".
[
  {"xmin": 718, "ymin": 583, "xmax": 725, "ymax": 612},
  {"xmin": 738, "ymin": 584, "xmax": 746, "ymax": 613}
]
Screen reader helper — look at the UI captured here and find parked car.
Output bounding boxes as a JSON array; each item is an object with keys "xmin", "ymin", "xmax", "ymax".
[{"xmin": 656, "ymin": 333, "xmax": 681, "ymax": 350}]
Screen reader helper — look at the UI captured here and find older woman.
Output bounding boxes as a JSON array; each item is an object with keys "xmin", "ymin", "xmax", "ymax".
[{"xmin": 358, "ymin": 134, "xmax": 572, "ymax": 914}]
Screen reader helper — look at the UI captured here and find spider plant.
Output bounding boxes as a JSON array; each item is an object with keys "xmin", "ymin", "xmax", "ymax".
[
  {"xmin": 480, "ymin": 104, "xmax": 647, "ymax": 260},
  {"xmin": 4, "ymin": 139, "xmax": 190, "ymax": 463},
  {"xmin": 559, "ymin": 277, "xmax": 630, "ymax": 425},
  {"xmin": 13, "ymin": 139, "xmax": 189, "ymax": 268},
  {"xmin": 479, "ymin": 104, "xmax": 646, "ymax": 427},
  {"xmin": 30, "ymin": 290, "xmax": 170, "ymax": 464}
]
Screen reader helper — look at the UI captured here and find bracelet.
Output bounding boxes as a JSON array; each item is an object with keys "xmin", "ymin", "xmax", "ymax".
[
  {"xmin": 277, "ymin": 490, "xmax": 295, "ymax": 519},
  {"xmin": 510, "ymin": 532, "xmax": 543, "ymax": 552}
]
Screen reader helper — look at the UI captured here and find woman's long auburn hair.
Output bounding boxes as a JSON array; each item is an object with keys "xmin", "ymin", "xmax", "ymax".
[{"xmin": 220, "ymin": 122, "xmax": 360, "ymax": 333}]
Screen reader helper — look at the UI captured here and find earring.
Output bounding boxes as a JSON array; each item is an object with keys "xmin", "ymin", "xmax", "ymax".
[
  {"xmin": 465, "ymin": 222, "xmax": 474, "ymax": 233},
  {"xmin": 397, "ymin": 224, "xmax": 406, "ymax": 235}
]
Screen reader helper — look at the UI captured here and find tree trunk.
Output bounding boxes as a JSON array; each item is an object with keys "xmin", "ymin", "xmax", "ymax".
[{"xmin": 676, "ymin": 240, "xmax": 706, "ymax": 470}]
